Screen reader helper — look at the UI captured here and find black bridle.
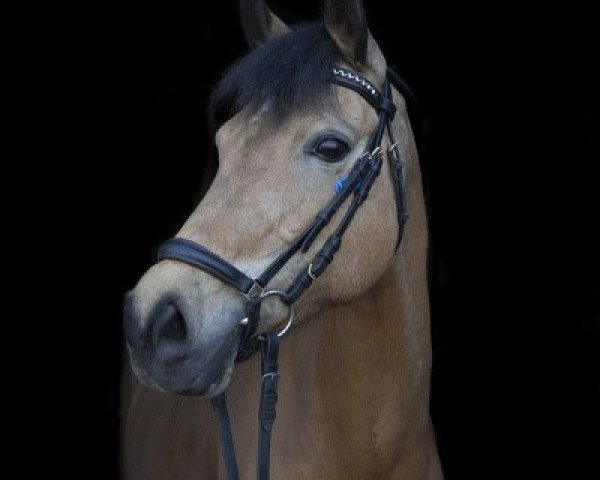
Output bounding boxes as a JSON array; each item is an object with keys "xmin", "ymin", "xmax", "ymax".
[{"xmin": 156, "ymin": 67, "xmax": 408, "ymax": 480}]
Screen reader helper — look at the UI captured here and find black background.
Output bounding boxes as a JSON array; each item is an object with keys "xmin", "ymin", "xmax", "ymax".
[{"xmin": 40, "ymin": 1, "xmax": 598, "ymax": 479}]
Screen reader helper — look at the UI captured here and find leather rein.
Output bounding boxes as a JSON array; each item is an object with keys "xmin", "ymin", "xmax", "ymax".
[{"xmin": 155, "ymin": 67, "xmax": 408, "ymax": 480}]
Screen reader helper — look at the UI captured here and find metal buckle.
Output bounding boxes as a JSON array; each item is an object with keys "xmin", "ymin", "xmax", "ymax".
[
  {"xmin": 262, "ymin": 372, "xmax": 279, "ymax": 382},
  {"xmin": 307, "ymin": 263, "xmax": 317, "ymax": 280},
  {"xmin": 388, "ymin": 142, "xmax": 399, "ymax": 160},
  {"xmin": 370, "ymin": 146, "xmax": 383, "ymax": 158},
  {"xmin": 389, "ymin": 143, "xmax": 405, "ymax": 170}
]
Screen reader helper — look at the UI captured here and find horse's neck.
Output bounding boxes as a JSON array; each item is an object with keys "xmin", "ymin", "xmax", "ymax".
[
  {"xmin": 286, "ymin": 248, "xmax": 432, "ymax": 435},
  {"xmin": 227, "ymin": 249, "xmax": 434, "ymax": 477}
]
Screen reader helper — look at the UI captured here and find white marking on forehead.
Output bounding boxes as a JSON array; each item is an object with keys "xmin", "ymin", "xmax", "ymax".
[{"xmin": 249, "ymin": 101, "xmax": 272, "ymax": 124}]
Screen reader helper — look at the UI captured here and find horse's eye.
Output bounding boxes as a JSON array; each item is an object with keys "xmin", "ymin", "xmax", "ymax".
[{"xmin": 315, "ymin": 138, "xmax": 350, "ymax": 162}]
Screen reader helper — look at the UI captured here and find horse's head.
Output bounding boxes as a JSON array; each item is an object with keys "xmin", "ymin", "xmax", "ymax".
[{"xmin": 124, "ymin": 0, "xmax": 414, "ymax": 396}]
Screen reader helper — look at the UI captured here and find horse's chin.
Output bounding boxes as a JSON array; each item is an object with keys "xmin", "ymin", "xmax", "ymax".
[
  {"xmin": 197, "ymin": 357, "xmax": 237, "ymax": 397},
  {"xmin": 175, "ymin": 349, "xmax": 237, "ymax": 397},
  {"xmin": 129, "ymin": 335, "xmax": 239, "ymax": 397}
]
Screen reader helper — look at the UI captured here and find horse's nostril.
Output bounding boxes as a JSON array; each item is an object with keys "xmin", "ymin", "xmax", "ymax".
[
  {"xmin": 125, "ymin": 295, "xmax": 190, "ymax": 365},
  {"xmin": 152, "ymin": 303, "xmax": 190, "ymax": 365},
  {"xmin": 159, "ymin": 307, "xmax": 187, "ymax": 342}
]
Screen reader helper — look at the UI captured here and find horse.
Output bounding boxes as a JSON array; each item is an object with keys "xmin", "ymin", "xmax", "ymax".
[{"xmin": 122, "ymin": 1, "xmax": 443, "ymax": 478}]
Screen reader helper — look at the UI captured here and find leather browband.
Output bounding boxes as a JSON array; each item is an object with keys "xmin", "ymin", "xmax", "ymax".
[{"xmin": 330, "ymin": 68, "xmax": 397, "ymax": 118}]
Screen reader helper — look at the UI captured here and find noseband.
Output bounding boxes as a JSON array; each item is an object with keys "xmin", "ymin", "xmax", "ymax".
[{"xmin": 156, "ymin": 67, "xmax": 408, "ymax": 480}]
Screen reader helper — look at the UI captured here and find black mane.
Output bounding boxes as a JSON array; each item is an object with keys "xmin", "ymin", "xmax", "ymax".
[
  {"xmin": 207, "ymin": 22, "xmax": 422, "ymax": 139},
  {"xmin": 208, "ymin": 23, "xmax": 341, "ymax": 129}
]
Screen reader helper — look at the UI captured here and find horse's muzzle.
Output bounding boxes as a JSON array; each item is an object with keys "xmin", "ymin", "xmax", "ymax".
[{"xmin": 123, "ymin": 290, "xmax": 239, "ymax": 396}]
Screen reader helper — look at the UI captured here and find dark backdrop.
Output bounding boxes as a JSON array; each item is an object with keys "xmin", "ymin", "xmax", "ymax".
[{"xmin": 45, "ymin": 2, "xmax": 598, "ymax": 479}]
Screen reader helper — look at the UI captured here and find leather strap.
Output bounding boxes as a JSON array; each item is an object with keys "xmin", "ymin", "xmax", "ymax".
[
  {"xmin": 283, "ymin": 152, "xmax": 384, "ymax": 304},
  {"xmin": 158, "ymin": 238, "xmax": 255, "ymax": 295},
  {"xmin": 208, "ymin": 333, "xmax": 280, "ymax": 480},
  {"xmin": 383, "ymin": 79, "xmax": 409, "ymax": 250},
  {"xmin": 210, "ymin": 393, "xmax": 240, "ymax": 480},
  {"xmin": 299, "ymin": 154, "xmax": 370, "ymax": 253},
  {"xmin": 257, "ymin": 333, "xmax": 280, "ymax": 480}
]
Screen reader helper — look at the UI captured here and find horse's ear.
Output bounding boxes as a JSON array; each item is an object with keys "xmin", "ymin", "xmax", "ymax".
[
  {"xmin": 239, "ymin": 0, "xmax": 290, "ymax": 49},
  {"xmin": 323, "ymin": 0, "xmax": 386, "ymax": 78}
]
